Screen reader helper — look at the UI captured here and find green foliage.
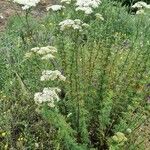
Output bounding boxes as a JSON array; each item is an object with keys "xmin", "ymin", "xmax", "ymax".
[{"xmin": 0, "ymin": 0, "xmax": 150, "ymax": 149}]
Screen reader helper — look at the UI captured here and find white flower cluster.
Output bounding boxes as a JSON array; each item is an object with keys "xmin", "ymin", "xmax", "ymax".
[
  {"xmin": 75, "ymin": 0, "xmax": 101, "ymax": 14},
  {"xmin": 30, "ymin": 46, "xmax": 57, "ymax": 60},
  {"xmin": 132, "ymin": 1, "xmax": 150, "ymax": 15},
  {"xmin": 95, "ymin": 13, "xmax": 104, "ymax": 20},
  {"xmin": 31, "ymin": 45, "xmax": 66, "ymax": 108},
  {"xmin": 76, "ymin": 6, "xmax": 93, "ymax": 15},
  {"xmin": 136, "ymin": 9, "xmax": 145, "ymax": 15},
  {"xmin": 61, "ymin": 0, "xmax": 71, "ymax": 4},
  {"xmin": 47, "ymin": 5, "xmax": 65, "ymax": 11},
  {"xmin": 59, "ymin": 19, "xmax": 89, "ymax": 31},
  {"xmin": 34, "ymin": 87, "xmax": 61, "ymax": 107},
  {"xmin": 40, "ymin": 70, "xmax": 66, "ymax": 81},
  {"xmin": 13, "ymin": 0, "xmax": 40, "ymax": 10},
  {"xmin": 132, "ymin": 1, "xmax": 150, "ymax": 9},
  {"xmin": 112, "ymin": 132, "xmax": 127, "ymax": 144}
]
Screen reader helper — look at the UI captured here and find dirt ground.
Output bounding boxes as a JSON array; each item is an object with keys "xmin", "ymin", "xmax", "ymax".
[{"xmin": 0, "ymin": 0, "xmax": 55, "ymax": 31}]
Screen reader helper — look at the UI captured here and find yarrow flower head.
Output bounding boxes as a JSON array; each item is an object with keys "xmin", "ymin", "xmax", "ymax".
[
  {"xmin": 76, "ymin": 0, "xmax": 101, "ymax": 8},
  {"xmin": 112, "ymin": 132, "xmax": 127, "ymax": 144},
  {"xmin": 132, "ymin": 1, "xmax": 150, "ymax": 9},
  {"xmin": 40, "ymin": 70, "xmax": 66, "ymax": 81},
  {"xmin": 36, "ymin": 46, "xmax": 57, "ymax": 55},
  {"xmin": 13, "ymin": 0, "xmax": 40, "ymax": 10},
  {"xmin": 31, "ymin": 45, "xmax": 65, "ymax": 109},
  {"xmin": 31, "ymin": 47, "xmax": 40, "ymax": 52},
  {"xmin": 29, "ymin": 46, "xmax": 57, "ymax": 60},
  {"xmin": 136, "ymin": 9, "xmax": 145, "ymax": 15},
  {"xmin": 61, "ymin": 0, "xmax": 71, "ymax": 4},
  {"xmin": 24, "ymin": 52, "xmax": 33, "ymax": 58},
  {"xmin": 95, "ymin": 13, "xmax": 104, "ymax": 20},
  {"xmin": 126, "ymin": 128, "xmax": 132, "ymax": 134},
  {"xmin": 59, "ymin": 19, "xmax": 89, "ymax": 31},
  {"xmin": 34, "ymin": 87, "xmax": 61, "ymax": 107},
  {"xmin": 41, "ymin": 54, "xmax": 55, "ymax": 60},
  {"xmin": 75, "ymin": 6, "xmax": 93, "ymax": 14},
  {"xmin": 46, "ymin": 5, "xmax": 65, "ymax": 11},
  {"xmin": 59, "ymin": 19, "xmax": 74, "ymax": 30},
  {"xmin": 25, "ymin": 46, "xmax": 57, "ymax": 60},
  {"xmin": 75, "ymin": 0, "xmax": 101, "ymax": 15}
]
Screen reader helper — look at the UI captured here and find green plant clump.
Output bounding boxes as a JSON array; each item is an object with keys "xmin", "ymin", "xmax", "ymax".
[{"xmin": 0, "ymin": 0, "xmax": 150, "ymax": 149}]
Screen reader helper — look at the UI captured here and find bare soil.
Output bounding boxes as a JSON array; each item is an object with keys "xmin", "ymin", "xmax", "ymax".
[{"xmin": 0, "ymin": 0, "xmax": 55, "ymax": 31}]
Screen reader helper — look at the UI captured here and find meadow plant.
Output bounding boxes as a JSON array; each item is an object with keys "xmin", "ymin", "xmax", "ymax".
[
  {"xmin": 0, "ymin": 0, "xmax": 150, "ymax": 149},
  {"xmin": 13, "ymin": 0, "xmax": 40, "ymax": 10}
]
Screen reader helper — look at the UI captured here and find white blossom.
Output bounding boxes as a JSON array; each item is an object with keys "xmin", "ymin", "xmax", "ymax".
[
  {"xmin": 76, "ymin": 6, "xmax": 93, "ymax": 14},
  {"xmin": 22, "ymin": 5, "xmax": 30, "ymax": 10},
  {"xmin": 132, "ymin": 1, "xmax": 150, "ymax": 9},
  {"xmin": 61, "ymin": 0, "xmax": 71, "ymax": 4},
  {"xmin": 82, "ymin": 23, "xmax": 90, "ymax": 28},
  {"xmin": 40, "ymin": 70, "xmax": 66, "ymax": 81},
  {"xmin": 95, "ymin": 13, "xmax": 104, "ymax": 20},
  {"xmin": 36, "ymin": 46, "xmax": 57, "ymax": 55},
  {"xmin": 34, "ymin": 87, "xmax": 61, "ymax": 107},
  {"xmin": 24, "ymin": 52, "xmax": 33, "ymax": 58},
  {"xmin": 72, "ymin": 24, "xmax": 82, "ymax": 30},
  {"xmin": 59, "ymin": 19, "xmax": 75, "ymax": 30},
  {"xmin": 76, "ymin": 0, "xmax": 101, "ymax": 8},
  {"xmin": 31, "ymin": 47, "xmax": 40, "ymax": 52},
  {"xmin": 74, "ymin": 19, "xmax": 82, "ymax": 24},
  {"xmin": 29, "ymin": 46, "xmax": 57, "ymax": 60},
  {"xmin": 59, "ymin": 19, "xmax": 89, "ymax": 31},
  {"xmin": 46, "ymin": 46, "xmax": 58, "ymax": 53},
  {"xmin": 41, "ymin": 54, "xmax": 55, "ymax": 60},
  {"xmin": 13, "ymin": 0, "xmax": 40, "ymax": 10},
  {"xmin": 46, "ymin": 5, "xmax": 65, "ymax": 11},
  {"xmin": 136, "ymin": 9, "xmax": 145, "ymax": 15}
]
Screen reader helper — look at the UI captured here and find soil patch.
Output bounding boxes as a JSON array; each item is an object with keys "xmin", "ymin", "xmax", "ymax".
[{"xmin": 0, "ymin": 0, "xmax": 55, "ymax": 31}]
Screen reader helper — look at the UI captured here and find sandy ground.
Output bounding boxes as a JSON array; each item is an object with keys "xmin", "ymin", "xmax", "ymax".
[{"xmin": 0, "ymin": 0, "xmax": 55, "ymax": 31}]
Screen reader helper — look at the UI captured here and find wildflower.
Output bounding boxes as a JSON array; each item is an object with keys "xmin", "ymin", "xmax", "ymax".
[
  {"xmin": 1, "ymin": 132, "xmax": 6, "ymax": 137},
  {"xmin": 61, "ymin": 0, "xmax": 71, "ymax": 4},
  {"xmin": 59, "ymin": 19, "xmax": 89, "ymax": 31},
  {"xmin": 18, "ymin": 137, "xmax": 24, "ymax": 141},
  {"xmin": 95, "ymin": 13, "xmax": 104, "ymax": 20},
  {"xmin": 136, "ymin": 9, "xmax": 145, "ymax": 15},
  {"xmin": 24, "ymin": 52, "xmax": 33, "ymax": 58},
  {"xmin": 74, "ymin": 19, "xmax": 82, "ymax": 24},
  {"xmin": 4, "ymin": 144, "xmax": 8, "ymax": 149},
  {"xmin": 22, "ymin": 5, "xmax": 30, "ymax": 10},
  {"xmin": 35, "ymin": 143, "xmax": 39, "ymax": 148},
  {"xmin": 76, "ymin": 0, "xmax": 101, "ymax": 8},
  {"xmin": 112, "ymin": 132, "xmax": 127, "ymax": 143},
  {"xmin": 34, "ymin": 87, "xmax": 61, "ymax": 107},
  {"xmin": 46, "ymin": 46, "xmax": 57, "ymax": 53},
  {"xmin": 40, "ymin": 70, "xmax": 66, "ymax": 81},
  {"xmin": 59, "ymin": 19, "xmax": 75, "ymax": 31},
  {"xmin": 82, "ymin": 23, "xmax": 90, "ymax": 28},
  {"xmin": 46, "ymin": 5, "xmax": 65, "ymax": 11},
  {"xmin": 132, "ymin": 1, "xmax": 150, "ymax": 9},
  {"xmin": 36, "ymin": 46, "xmax": 57, "ymax": 55},
  {"xmin": 13, "ymin": 0, "xmax": 40, "ymax": 10},
  {"xmin": 31, "ymin": 47, "xmax": 40, "ymax": 53},
  {"xmin": 41, "ymin": 54, "xmax": 55, "ymax": 60},
  {"xmin": 75, "ymin": 6, "xmax": 93, "ymax": 14},
  {"xmin": 126, "ymin": 128, "xmax": 132, "ymax": 134}
]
